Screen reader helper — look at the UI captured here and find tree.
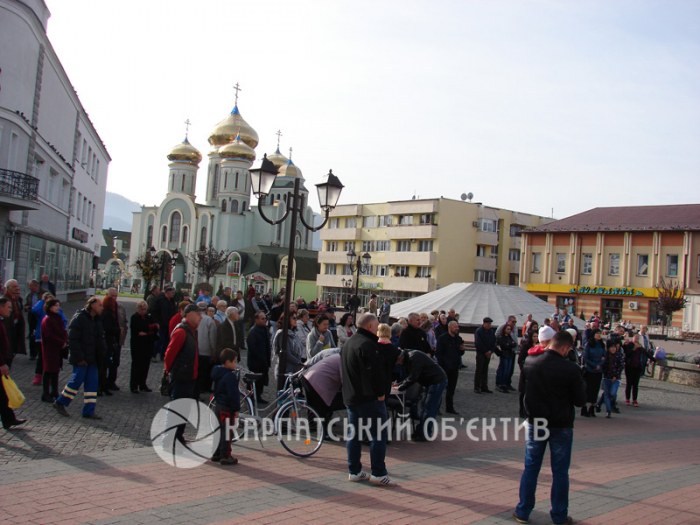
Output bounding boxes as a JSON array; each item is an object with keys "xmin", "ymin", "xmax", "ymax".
[
  {"xmin": 654, "ymin": 278, "xmax": 688, "ymax": 335},
  {"xmin": 188, "ymin": 242, "xmax": 229, "ymax": 284},
  {"xmin": 132, "ymin": 252, "xmax": 161, "ymax": 298}
]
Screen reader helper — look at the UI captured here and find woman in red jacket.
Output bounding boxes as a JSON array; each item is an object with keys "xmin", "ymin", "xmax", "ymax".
[{"xmin": 40, "ymin": 298, "xmax": 68, "ymax": 402}]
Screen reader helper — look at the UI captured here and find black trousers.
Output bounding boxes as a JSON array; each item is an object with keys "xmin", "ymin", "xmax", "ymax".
[
  {"xmin": 585, "ymin": 371, "xmax": 603, "ymax": 404},
  {"xmin": 107, "ymin": 346, "xmax": 122, "ymax": 387},
  {"xmin": 195, "ymin": 356, "xmax": 213, "ymax": 398},
  {"xmin": 215, "ymin": 403, "xmax": 233, "ymax": 458},
  {"xmin": 130, "ymin": 348, "xmax": 152, "ymax": 390},
  {"xmin": 474, "ymin": 352, "xmax": 491, "ymax": 391},
  {"xmin": 442, "ymin": 367, "xmax": 459, "ymax": 410},
  {"xmin": 43, "ymin": 371, "xmax": 59, "ymax": 398},
  {"xmin": 625, "ymin": 366, "xmax": 642, "ymax": 401}
]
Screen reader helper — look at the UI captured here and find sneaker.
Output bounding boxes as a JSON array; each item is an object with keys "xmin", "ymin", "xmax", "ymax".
[
  {"xmin": 553, "ymin": 517, "xmax": 574, "ymax": 525},
  {"xmin": 473, "ymin": 389, "xmax": 482, "ymax": 394},
  {"xmin": 83, "ymin": 413, "xmax": 102, "ymax": 420},
  {"xmin": 633, "ymin": 401, "xmax": 639, "ymax": 407},
  {"xmin": 625, "ymin": 399, "xmax": 630, "ymax": 406},
  {"xmin": 41, "ymin": 394, "xmax": 55, "ymax": 403},
  {"xmin": 53, "ymin": 401, "xmax": 70, "ymax": 417},
  {"xmin": 506, "ymin": 385, "xmax": 516, "ymax": 392},
  {"xmin": 348, "ymin": 471, "xmax": 370, "ymax": 482},
  {"xmin": 220, "ymin": 456, "xmax": 238, "ymax": 465},
  {"xmin": 482, "ymin": 389, "xmax": 494, "ymax": 394},
  {"xmin": 500, "ymin": 387, "xmax": 510, "ymax": 393},
  {"xmin": 370, "ymin": 474, "xmax": 397, "ymax": 487},
  {"xmin": 512, "ymin": 511, "xmax": 529, "ymax": 524},
  {"xmin": 211, "ymin": 454, "xmax": 221, "ymax": 462},
  {"xmin": 605, "ymin": 412, "xmax": 611, "ymax": 419}
]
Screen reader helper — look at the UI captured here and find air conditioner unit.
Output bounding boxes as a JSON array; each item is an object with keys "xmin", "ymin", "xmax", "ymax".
[
  {"xmin": 472, "ymin": 221, "xmax": 479, "ymax": 227},
  {"xmin": 629, "ymin": 301, "xmax": 639, "ymax": 310}
]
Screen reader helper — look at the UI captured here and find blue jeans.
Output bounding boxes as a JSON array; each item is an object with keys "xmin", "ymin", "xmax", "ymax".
[
  {"xmin": 516, "ymin": 425, "xmax": 573, "ymax": 523},
  {"xmin": 602, "ymin": 379, "xmax": 620, "ymax": 413},
  {"xmin": 496, "ymin": 356, "xmax": 514, "ymax": 387},
  {"xmin": 56, "ymin": 365, "xmax": 98, "ymax": 416},
  {"xmin": 418, "ymin": 381, "xmax": 447, "ymax": 438},
  {"xmin": 346, "ymin": 400, "xmax": 388, "ymax": 477}
]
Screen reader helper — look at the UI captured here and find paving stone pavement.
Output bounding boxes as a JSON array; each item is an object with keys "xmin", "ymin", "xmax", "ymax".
[{"xmin": 1, "ymin": 298, "xmax": 699, "ymax": 524}]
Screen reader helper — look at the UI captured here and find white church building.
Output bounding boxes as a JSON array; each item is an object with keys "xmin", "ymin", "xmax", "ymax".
[{"xmin": 129, "ymin": 97, "xmax": 319, "ymax": 297}]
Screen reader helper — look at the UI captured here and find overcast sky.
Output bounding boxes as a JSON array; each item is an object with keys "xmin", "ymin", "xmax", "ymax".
[{"xmin": 46, "ymin": 0, "xmax": 700, "ymax": 220}]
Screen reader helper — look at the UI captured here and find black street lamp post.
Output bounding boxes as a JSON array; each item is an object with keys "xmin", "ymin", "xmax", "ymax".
[
  {"xmin": 346, "ymin": 248, "xmax": 371, "ymax": 322},
  {"xmin": 149, "ymin": 246, "xmax": 180, "ymax": 289},
  {"xmin": 250, "ymin": 154, "xmax": 344, "ymax": 389}
]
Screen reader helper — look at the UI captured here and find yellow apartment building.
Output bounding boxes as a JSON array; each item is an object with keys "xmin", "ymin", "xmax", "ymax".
[
  {"xmin": 316, "ymin": 198, "xmax": 552, "ymax": 306},
  {"xmin": 520, "ymin": 204, "xmax": 700, "ymax": 332}
]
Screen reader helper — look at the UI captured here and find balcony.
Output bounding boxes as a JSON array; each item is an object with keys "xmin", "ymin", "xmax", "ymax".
[
  {"xmin": 385, "ymin": 251, "xmax": 436, "ymax": 266},
  {"xmin": 318, "ymin": 251, "xmax": 354, "ymax": 264},
  {"xmin": 316, "ymin": 274, "xmax": 352, "ymax": 288},
  {"xmin": 329, "ymin": 204, "xmax": 363, "ymax": 217},
  {"xmin": 319, "ymin": 227, "xmax": 361, "ymax": 240},
  {"xmin": 476, "ymin": 231, "xmax": 498, "ymax": 245},
  {"xmin": 508, "ymin": 260, "xmax": 520, "ymax": 275},
  {"xmin": 474, "ymin": 256, "xmax": 497, "ymax": 272},
  {"xmin": 388, "ymin": 200, "xmax": 438, "ymax": 215},
  {"xmin": 0, "ymin": 169, "xmax": 40, "ymax": 210},
  {"xmin": 385, "ymin": 224, "xmax": 437, "ymax": 240},
  {"xmin": 383, "ymin": 276, "xmax": 434, "ymax": 293}
]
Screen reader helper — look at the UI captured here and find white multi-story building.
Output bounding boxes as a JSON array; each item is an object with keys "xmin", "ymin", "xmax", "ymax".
[{"xmin": 0, "ymin": 0, "xmax": 110, "ymax": 298}]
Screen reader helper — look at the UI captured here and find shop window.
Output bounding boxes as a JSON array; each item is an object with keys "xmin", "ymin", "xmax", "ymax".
[
  {"xmin": 582, "ymin": 253, "xmax": 592, "ymax": 275},
  {"xmin": 556, "ymin": 253, "xmax": 566, "ymax": 274},
  {"xmin": 557, "ymin": 296, "xmax": 576, "ymax": 315},
  {"xmin": 602, "ymin": 299, "xmax": 623, "ymax": 324},
  {"xmin": 609, "ymin": 253, "xmax": 620, "ymax": 275},
  {"xmin": 648, "ymin": 300, "xmax": 664, "ymax": 326},
  {"xmin": 535, "ymin": 294, "xmax": 548, "ymax": 302},
  {"xmin": 637, "ymin": 254, "xmax": 649, "ymax": 276},
  {"xmin": 666, "ymin": 254, "xmax": 678, "ymax": 277}
]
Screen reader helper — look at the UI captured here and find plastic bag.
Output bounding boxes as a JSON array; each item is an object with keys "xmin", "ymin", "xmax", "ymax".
[{"xmin": 2, "ymin": 375, "xmax": 25, "ymax": 409}]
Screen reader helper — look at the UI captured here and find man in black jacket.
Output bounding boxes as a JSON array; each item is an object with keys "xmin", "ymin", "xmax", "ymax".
[
  {"xmin": 514, "ymin": 330, "xmax": 586, "ymax": 525},
  {"xmin": 399, "ymin": 312, "xmax": 431, "ymax": 355},
  {"xmin": 395, "ymin": 349, "xmax": 447, "ymax": 441},
  {"xmin": 53, "ymin": 297, "xmax": 108, "ymax": 419},
  {"xmin": 474, "ymin": 317, "xmax": 496, "ymax": 393},
  {"xmin": 246, "ymin": 311, "xmax": 271, "ymax": 402},
  {"xmin": 341, "ymin": 314, "xmax": 396, "ymax": 487},
  {"xmin": 435, "ymin": 321, "xmax": 465, "ymax": 414}
]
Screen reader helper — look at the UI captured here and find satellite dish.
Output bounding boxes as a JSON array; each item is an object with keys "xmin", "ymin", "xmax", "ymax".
[
  {"xmin": 460, "ymin": 193, "xmax": 467, "ymax": 201},
  {"xmin": 467, "ymin": 192, "xmax": 474, "ymax": 202}
]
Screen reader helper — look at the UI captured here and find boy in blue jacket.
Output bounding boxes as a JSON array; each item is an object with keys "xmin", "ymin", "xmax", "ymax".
[{"xmin": 210, "ymin": 348, "xmax": 240, "ymax": 465}]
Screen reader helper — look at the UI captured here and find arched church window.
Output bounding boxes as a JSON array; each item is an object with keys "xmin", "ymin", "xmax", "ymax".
[
  {"xmin": 235, "ymin": 172, "xmax": 239, "ymax": 188},
  {"xmin": 181, "ymin": 176, "xmax": 185, "ymax": 191},
  {"xmin": 162, "ymin": 226, "xmax": 168, "ymax": 243},
  {"xmin": 146, "ymin": 225, "xmax": 153, "ymax": 248},
  {"xmin": 171, "ymin": 177, "xmax": 174, "ymax": 191},
  {"xmin": 244, "ymin": 174, "xmax": 247, "ymax": 192},
  {"xmin": 283, "ymin": 194, "xmax": 287, "ymax": 203},
  {"xmin": 277, "ymin": 194, "xmax": 282, "ymax": 202},
  {"xmin": 225, "ymin": 172, "xmax": 228, "ymax": 189},
  {"xmin": 213, "ymin": 165, "xmax": 219, "ymax": 199},
  {"xmin": 229, "ymin": 255, "xmax": 241, "ymax": 275},
  {"xmin": 231, "ymin": 200, "xmax": 239, "ymax": 213},
  {"xmin": 182, "ymin": 226, "xmax": 188, "ymax": 244},
  {"xmin": 242, "ymin": 201, "xmax": 247, "ymax": 211},
  {"xmin": 221, "ymin": 200, "xmax": 227, "ymax": 212},
  {"xmin": 269, "ymin": 194, "xmax": 274, "ymax": 205},
  {"xmin": 170, "ymin": 212, "xmax": 181, "ymax": 243},
  {"xmin": 200, "ymin": 227, "xmax": 207, "ymax": 249}
]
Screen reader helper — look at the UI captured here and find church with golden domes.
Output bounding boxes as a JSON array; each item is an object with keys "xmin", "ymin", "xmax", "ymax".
[{"xmin": 128, "ymin": 94, "xmax": 319, "ymax": 297}]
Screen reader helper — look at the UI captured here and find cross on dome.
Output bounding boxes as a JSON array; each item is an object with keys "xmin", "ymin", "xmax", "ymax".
[
  {"xmin": 184, "ymin": 119, "xmax": 191, "ymax": 139},
  {"xmin": 276, "ymin": 130, "xmax": 282, "ymax": 149},
  {"xmin": 289, "ymin": 146, "xmax": 293, "ymax": 160},
  {"xmin": 233, "ymin": 82, "xmax": 242, "ymax": 106}
]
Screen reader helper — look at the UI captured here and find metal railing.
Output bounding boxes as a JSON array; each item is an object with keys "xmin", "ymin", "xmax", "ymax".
[{"xmin": 0, "ymin": 168, "xmax": 39, "ymax": 201}]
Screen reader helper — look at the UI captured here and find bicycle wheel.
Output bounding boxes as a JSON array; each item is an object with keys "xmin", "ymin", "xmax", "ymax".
[{"xmin": 276, "ymin": 400, "xmax": 323, "ymax": 457}]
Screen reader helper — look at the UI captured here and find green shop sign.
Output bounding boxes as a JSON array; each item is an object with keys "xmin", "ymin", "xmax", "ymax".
[{"xmin": 569, "ymin": 286, "xmax": 643, "ymax": 296}]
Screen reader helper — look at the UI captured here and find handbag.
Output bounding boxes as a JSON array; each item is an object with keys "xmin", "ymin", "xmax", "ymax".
[
  {"xmin": 2, "ymin": 375, "xmax": 26, "ymax": 409},
  {"xmin": 160, "ymin": 369, "xmax": 171, "ymax": 397}
]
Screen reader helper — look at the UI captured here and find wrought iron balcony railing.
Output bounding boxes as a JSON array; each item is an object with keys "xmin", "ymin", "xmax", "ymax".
[{"xmin": 0, "ymin": 168, "xmax": 39, "ymax": 201}]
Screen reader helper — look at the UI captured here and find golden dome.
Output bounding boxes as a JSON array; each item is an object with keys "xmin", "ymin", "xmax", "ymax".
[
  {"xmin": 208, "ymin": 106, "xmax": 259, "ymax": 149},
  {"xmin": 167, "ymin": 138, "xmax": 202, "ymax": 165},
  {"xmin": 267, "ymin": 147, "xmax": 289, "ymax": 168},
  {"xmin": 277, "ymin": 158, "xmax": 303, "ymax": 179},
  {"xmin": 219, "ymin": 134, "xmax": 256, "ymax": 163}
]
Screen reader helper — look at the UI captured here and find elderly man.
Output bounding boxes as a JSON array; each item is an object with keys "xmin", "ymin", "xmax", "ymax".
[
  {"xmin": 216, "ymin": 306, "xmax": 243, "ymax": 360},
  {"xmin": 436, "ymin": 321, "xmax": 465, "ymax": 414},
  {"xmin": 105, "ymin": 287, "xmax": 128, "ymax": 391},
  {"xmin": 2, "ymin": 279, "xmax": 26, "ymax": 366},
  {"xmin": 220, "ymin": 287, "xmax": 233, "ymax": 307},
  {"xmin": 247, "ymin": 311, "xmax": 271, "ymax": 403},
  {"xmin": 194, "ymin": 301, "xmax": 217, "ymax": 397},
  {"xmin": 341, "ymin": 314, "xmax": 396, "ymax": 486},
  {"xmin": 164, "ymin": 304, "xmax": 204, "ymax": 444},
  {"xmin": 40, "ymin": 274, "xmax": 56, "ymax": 296},
  {"xmin": 474, "ymin": 317, "xmax": 496, "ymax": 394},
  {"xmin": 399, "ymin": 312, "xmax": 431, "ymax": 355}
]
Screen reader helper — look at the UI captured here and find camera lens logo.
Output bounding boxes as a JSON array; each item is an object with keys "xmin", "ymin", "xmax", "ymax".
[{"xmin": 150, "ymin": 399, "xmax": 220, "ymax": 468}]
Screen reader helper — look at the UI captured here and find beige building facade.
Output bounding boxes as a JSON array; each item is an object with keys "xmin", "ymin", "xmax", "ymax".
[{"xmin": 316, "ymin": 198, "xmax": 552, "ymax": 306}]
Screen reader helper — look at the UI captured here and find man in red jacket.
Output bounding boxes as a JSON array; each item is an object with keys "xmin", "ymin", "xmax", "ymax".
[{"xmin": 0, "ymin": 297, "xmax": 26, "ymax": 429}]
